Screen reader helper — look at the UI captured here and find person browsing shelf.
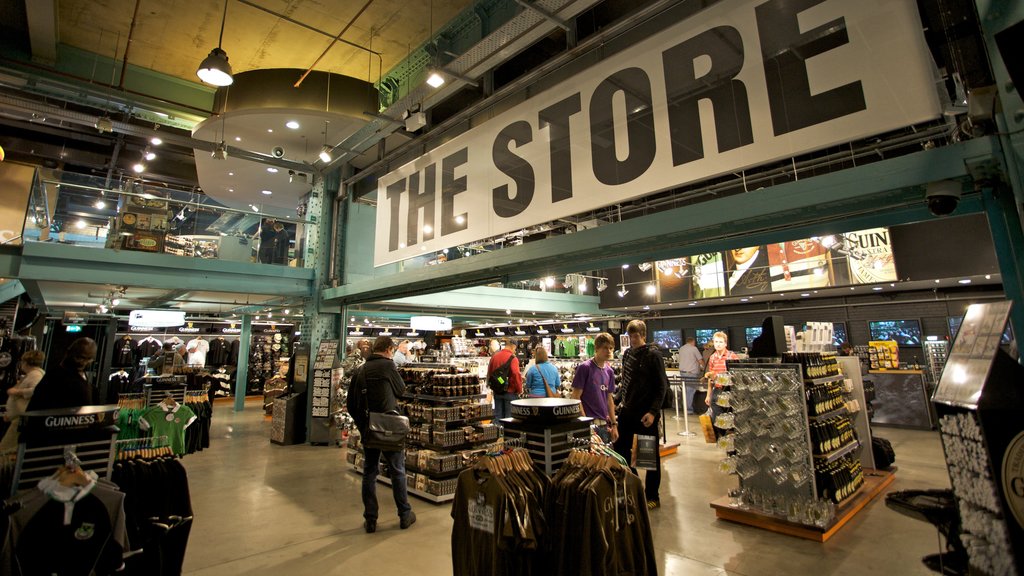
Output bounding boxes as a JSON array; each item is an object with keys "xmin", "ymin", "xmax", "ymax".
[
  {"xmin": 524, "ymin": 346, "xmax": 560, "ymax": 398},
  {"xmin": 704, "ymin": 331, "xmax": 739, "ymax": 439}
]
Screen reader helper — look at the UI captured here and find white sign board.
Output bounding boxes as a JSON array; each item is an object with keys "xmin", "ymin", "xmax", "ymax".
[
  {"xmin": 410, "ymin": 316, "xmax": 452, "ymax": 331},
  {"xmin": 375, "ymin": 0, "xmax": 941, "ymax": 266},
  {"xmin": 129, "ymin": 309, "xmax": 186, "ymax": 328}
]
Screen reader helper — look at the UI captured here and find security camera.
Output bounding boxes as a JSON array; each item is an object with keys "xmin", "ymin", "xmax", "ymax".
[
  {"xmin": 271, "ymin": 146, "xmax": 285, "ymax": 158},
  {"xmin": 926, "ymin": 180, "xmax": 961, "ymax": 217}
]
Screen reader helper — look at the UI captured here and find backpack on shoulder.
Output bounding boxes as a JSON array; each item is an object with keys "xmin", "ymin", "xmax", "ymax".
[{"xmin": 487, "ymin": 354, "xmax": 515, "ymax": 394}]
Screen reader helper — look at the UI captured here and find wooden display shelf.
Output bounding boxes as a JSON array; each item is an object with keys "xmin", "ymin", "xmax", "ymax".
[{"xmin": 710, "ymin": 467, "xmax": 896, "ymax": 542}]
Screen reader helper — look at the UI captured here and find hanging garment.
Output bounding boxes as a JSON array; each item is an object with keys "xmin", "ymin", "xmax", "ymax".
[
  {"xmin": 206, "ymin": 337, "xmax": 231, "ymax": 367},
  {"xmin": 139, "ymin": 402, "xmax": 197, "ymax": 457},
  {"xmin": 112, "ymin": 337, "xmax": 138, "ymax": 367}
]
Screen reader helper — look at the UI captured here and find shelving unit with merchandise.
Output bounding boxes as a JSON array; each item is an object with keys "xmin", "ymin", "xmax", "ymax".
[
  {"xmin": 931, "ymin": 302, "xmax": 1023, "ymax": 575},
  {"xmin": 923, "ymin": 339, "xmax": 949, "ymax": 382},
  {"xmin": 711, "ymin": 354, "xmax": 893, "ymax": 541},
  {"xmin": 347, "ymin": 363, "xmax": 497, "ymax": 503}
]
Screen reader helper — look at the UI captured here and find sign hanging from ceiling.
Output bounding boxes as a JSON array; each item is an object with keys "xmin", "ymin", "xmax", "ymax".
[
  {"xmin": 129, "ymin": 309, "xmax": 186, "ymax": 328},
  {"xmin": 374, "ymin": 0, "xmax": 941, "ymax": 266},
  {"xmin": 410, "ymin": 316, "xmax": 452, "ymax": 331}
]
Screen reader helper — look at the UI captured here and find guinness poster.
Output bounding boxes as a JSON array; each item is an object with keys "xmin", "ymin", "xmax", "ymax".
[
  {"xmin": 725, "ymin": 246, "xmax": 771, "ymax": 296},
  {"xmin": 692, "ymin": 252, "xmax": 726, "ymax": 299},
  {"xmin": 844, "ymin": 227, "xmax": 898, "ymax": 284}
]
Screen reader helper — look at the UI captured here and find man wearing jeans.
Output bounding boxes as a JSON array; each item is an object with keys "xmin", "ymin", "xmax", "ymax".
[{"xmin": 347, "ymin": 336, "xmax": 415, "ymax": 533}]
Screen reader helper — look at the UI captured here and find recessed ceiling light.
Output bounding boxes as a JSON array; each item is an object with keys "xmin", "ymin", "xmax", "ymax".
[
  {"xmin": 455, "ymin": 215, "xmax": 465, "ymax": 225},
  {"xmin": 150, "ymin": 137, "xmax": 162, "ymax": 146},
  {"xmin": 423, "ymin": 224, "xmax": 433, "ymax": 234},
  {"xmin": 228, "ymin": 188, "xmax": 234, "ymax": 192},
  {"xmin": 890, "ymin": 283, "xmax": 895, "ymax": 287},
  {"xmin": 267, "ymin": 167, "xmax": 278, "ymax": 173},
  {"xmin": 228, "ymin": 172, "xmax": 234, "ymax": 176},
  {"xmin": 145, "ymin": 151, "xmax": 157, "ymax": 161},
  {"xmin": 872, "ymin": 286, "xmax": 883, "ymax": 291},
  {"xmin": 267, "ymin": 128, "xmax": 273, "ymax": 133},
  {"xmin": 958, "ymin": 279, "xmax": 972, "ymax": 284},
  {"xmin": 75, "ymin": 220, "xmax": 86, "ymax": 229},
  {"xmin": 800, "ymin": 293, "xmax": 810, "ymax": 297},
  {"xmin": 850, "ymin": 287, "xmax": 856, "ymax": 290},
  {"xmin": 934, "ymin": 279, "xmax": 941, "ymax": 284},
  {"xmin": 688, "ymin": 302, "xmax": 696, "ymax": 306},
  {"xmin": 643, "ymin": 305, "xmax": 650, "ymax": 310},
  {"xmin": 622, "ymin": 264, "xmax": 630, "ymax": 269},
  {"xmin": 285, "ymin": 121, "xmax": 300, "ymax": 129},
  {"xmin": 94, "ymin": 200, "xmax": 106, "ymax": 209},
  {"xmin": 132, "ymin": 162, "xmax": 145, "ymax": 173},
  {"xmin": 740, "ymin": 298, "xmax": 749, "ymax": 302},
  {"xmin": 261, "ymin": 190, "xmax": 272, "ymax": 195},
  {"xmin": 234, "ymin": 136, "xmax": 241, "ymax": 142},
  {"xmin": 984, "ymin": 274, "xmax": 991, "ymax": 280}
]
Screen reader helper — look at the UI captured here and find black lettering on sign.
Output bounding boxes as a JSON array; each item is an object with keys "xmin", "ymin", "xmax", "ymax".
[
  {"xmin": 590, "ymin": 67, "xmax": 656, "ymax": 185},
  {"xmin": 492, "ymin": 120, "xmax": 535, "ymax": 218},
  {"xmin": 756, "ymin": 0, "xmax": 866, "ymax": 135},
  {"xmin": 539, "ymin": 93, "xmax": 582, "ymax": 203},
  {"xmin": 406, "ymin": 165, "xmax": 436, "ymax": 247},
  {"xmin": 386, "ymin": 178, "xmax": 406, "ymax": 251},
  {"xmin": 662, "ymin": 26, "xmax": 753, "ymax": 167},
  {"xmin": 441, "ymin": 148, "xmax": 469, "ymax": 235}
]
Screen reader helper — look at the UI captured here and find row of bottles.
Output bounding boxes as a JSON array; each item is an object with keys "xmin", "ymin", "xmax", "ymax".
[
  {"xmin": 784, "ymin": 352, "xmax": 840, "ymax": 379},
  {"xmin": 815, "ymin": 455, "xmax": 864, "ymax": 503},
  {"xmin": 806, "ymin": 380, "xmax": 845, "ymax": 416},
  {"xmin": 810, "ymin": 415, "xmax": 855, "ymax": 455}
]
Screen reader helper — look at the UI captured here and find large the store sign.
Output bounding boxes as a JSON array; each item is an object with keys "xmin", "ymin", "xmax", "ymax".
[{"xmin": 374, "ymin": 0, "xmax": 941, "ymax": 266}]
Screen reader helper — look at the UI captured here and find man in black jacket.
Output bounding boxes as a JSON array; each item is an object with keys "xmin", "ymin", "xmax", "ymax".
[
  {"xmin": 27, "ymin": 337, "xmax": 97, "ymax": 411},
  {"xmin": 346, "ymin": 336, "xmax": 415, "ymax": 533},
  {"xmin": 613, "ymin": 320, "xmax": 669, "ymax": 509}
]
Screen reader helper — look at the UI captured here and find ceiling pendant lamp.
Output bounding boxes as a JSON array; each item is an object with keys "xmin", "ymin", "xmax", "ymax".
[{"xmin": 197, "ymin": 0, "xmax": 233, "ymax": 86}]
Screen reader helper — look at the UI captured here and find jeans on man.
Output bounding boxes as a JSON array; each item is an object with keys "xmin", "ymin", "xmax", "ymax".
[
  {"xmin": 362, "ymin": 447, "xmax": 413, "ymax": 522},
  {"xmin": 492, "ymin": 392, "xmax": 518, "ymax": 422},
  {"xmin": 612, "ymin": 414, "xmax": 662, "ymax": 504}
]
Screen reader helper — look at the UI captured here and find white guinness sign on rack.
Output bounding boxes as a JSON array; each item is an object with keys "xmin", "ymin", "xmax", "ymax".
[{"xmin": 374, "ymin": 0, "xmax": 940, "ymax": 266}]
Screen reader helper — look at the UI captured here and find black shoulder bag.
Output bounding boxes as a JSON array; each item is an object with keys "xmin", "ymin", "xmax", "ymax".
[{"xmin": 360, "ymin": 373, "xmax": 410, "ymax": 452}]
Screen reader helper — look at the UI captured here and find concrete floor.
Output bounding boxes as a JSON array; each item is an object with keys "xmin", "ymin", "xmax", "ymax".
[{"xmin": 182, "ymin": 402, "xmax": 952, "ymax": 575}]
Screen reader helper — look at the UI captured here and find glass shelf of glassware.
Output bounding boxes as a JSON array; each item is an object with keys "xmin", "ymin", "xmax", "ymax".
[{"xmin": 715, "ymin": 364, "xmax": 865, "ymax": 528}]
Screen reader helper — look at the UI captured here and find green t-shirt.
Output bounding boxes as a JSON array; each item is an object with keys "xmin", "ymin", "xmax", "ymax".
[{"xmin": 140, "ymin": 403, "xmax": 197, "ymax": 456}]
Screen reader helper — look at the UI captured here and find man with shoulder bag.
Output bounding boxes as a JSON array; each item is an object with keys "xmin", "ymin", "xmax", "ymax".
[
  {"xmin": 612, "ymin": 320, "xmax": 669, "ymax": 509},
  {"xmin": 346, "ymin": 336, "xmax": 416, "ymax": 534}
]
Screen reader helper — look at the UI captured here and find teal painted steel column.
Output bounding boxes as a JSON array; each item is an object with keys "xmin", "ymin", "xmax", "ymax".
[
  {"xmin": 982, "ymin": 186, "xmax": 1024, "ymax": 361},
  {"xmin": 235, "ymin": 315, "xmax": 252, "ymax": 411}
]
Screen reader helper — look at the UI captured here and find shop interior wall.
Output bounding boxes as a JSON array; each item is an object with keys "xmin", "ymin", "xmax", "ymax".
[{"xmin": 639, "ymin": 287, "xmax": 1004, "ymax": 365}]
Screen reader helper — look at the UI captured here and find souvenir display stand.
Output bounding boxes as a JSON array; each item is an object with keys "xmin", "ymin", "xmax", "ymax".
[
  {"xmin": 930, "ymin": 301, "xmax": 1023, "ymax": 576},
  {"xmin": 349, "ymin": 363, "xmax": 496, "ymax": 503},
  {"xmin": 710, "ymin": 359, "xmax": 894, "ymax": 542}
]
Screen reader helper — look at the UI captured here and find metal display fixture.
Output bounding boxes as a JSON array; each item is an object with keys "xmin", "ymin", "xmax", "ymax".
[{"xmin": 932, "ymin": 301, "xmax": 1023, "ymax": 576}]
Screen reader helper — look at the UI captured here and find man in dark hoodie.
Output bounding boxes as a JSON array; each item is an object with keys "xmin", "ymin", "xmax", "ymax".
[
  {"xmin": 613, "ymin": 320, "xmax": 669, "ymax": 509},
  {"xmin": 346, "ymin": 336, "xmax": 415, "ymax": 533}
]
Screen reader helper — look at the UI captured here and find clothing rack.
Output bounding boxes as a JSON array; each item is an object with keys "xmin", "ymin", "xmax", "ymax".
[
  {"xmin": 12, "ymin": 437, "xmax": 117, "ymax": 497},
  {"xmin": 114, "ymin": 435, "xmax": 171, "ymax": 460},
  {"xmin": 146, "ymin": 384, "xmax": 188, "ymax": 406}
]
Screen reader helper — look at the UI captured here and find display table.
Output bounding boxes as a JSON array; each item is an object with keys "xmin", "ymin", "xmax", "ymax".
[{"xmin": 866, "ymin": 370, "xmax": 934, "ymax": 429}]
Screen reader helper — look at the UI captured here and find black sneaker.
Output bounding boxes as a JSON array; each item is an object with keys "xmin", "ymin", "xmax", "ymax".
[
  {"xmin": 364, "ymin": 519, "xmax": 376, "ymax": 533},
  {"xmin": 400, "ymin": 511, "xmax": 417, "ymax": 529}
]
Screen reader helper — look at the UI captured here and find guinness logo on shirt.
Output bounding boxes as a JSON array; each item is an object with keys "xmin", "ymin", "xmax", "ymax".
[{"xmin": 74, "ymin": 523, "xmax": 96, "ymax": 541}]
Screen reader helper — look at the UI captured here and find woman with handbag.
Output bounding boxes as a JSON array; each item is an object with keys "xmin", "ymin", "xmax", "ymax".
[{"xmin": 523, "ymin": 346, "xmax": 560, "ymax": 398}]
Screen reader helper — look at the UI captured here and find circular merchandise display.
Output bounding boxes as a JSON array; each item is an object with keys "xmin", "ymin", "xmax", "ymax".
[{"xmin": 510, "ymin": 398, "xmax": 582, "ymax": 423}]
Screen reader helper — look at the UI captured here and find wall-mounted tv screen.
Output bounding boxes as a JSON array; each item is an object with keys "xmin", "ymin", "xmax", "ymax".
[
  {"xmin": 948, "ymin": 316, "xmax": 963, "ymax": 340},
  {"xmin": 694, "ymin": 328, "xmax": 724, "ymax": 347},
  {"xmin": 652, "ymin": 329, "xmax": 682, "ymax": 350},
  {"xmin": 951, "ymin": 316, "xmax": 1014, "ymax": 345},
  {"xmin": 744, "ymin": 327, "xmax": 763, "ymax": 348},
  {"xmin": 832, "ymin": 322, "xmax": 848, "ymax": 348},
  {"xmin": 869, "ymin": 319, "xmax": 923, "ymax": 346}
]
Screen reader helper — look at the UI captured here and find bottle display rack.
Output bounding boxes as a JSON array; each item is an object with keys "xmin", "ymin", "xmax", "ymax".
[{"xmin": 712, "ymin": 357, "xmax": 894, "ymax": 541}]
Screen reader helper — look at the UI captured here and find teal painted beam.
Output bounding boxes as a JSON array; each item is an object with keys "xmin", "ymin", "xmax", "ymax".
[
  {"xmin": 0, "ymin": 246, "xmax": 20, "ymax": 278},
  {"xmin": 324, "ymin": 137, "xmax": 998, "ymax": 305},
  {"xmin": 381, "ymin": 286, "xmax": 602, "ymax": 315},
  {"xmin": 17, "ymin": 279, "xmax": 46, "ymax": 312},
  {"xmin": 18, "ymin": 243, "xmax": 314, "ymax": 297},
  {"xmin": 982, "ymin": 186, "xmax": 1024, "ymax": 360},
  {"xmin": 0, "ymin": 280, "xmax": 25, "ymax": 304},
  {"xmin": 235, "ymin": 315, "xmax": 253, "ymax": 412}
]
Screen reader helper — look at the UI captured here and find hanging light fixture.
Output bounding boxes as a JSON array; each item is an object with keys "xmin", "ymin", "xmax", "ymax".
[
  {"xmin": 319, "ymin": 120, "xmax": 332, "ymax": 162},
  {"xmin": 212, "ymin": 141, "xmax": 228, "ymax": 160},
  {"xmin": 197, "ymin": 0, "xmax": 234, "ymax": 86}
]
